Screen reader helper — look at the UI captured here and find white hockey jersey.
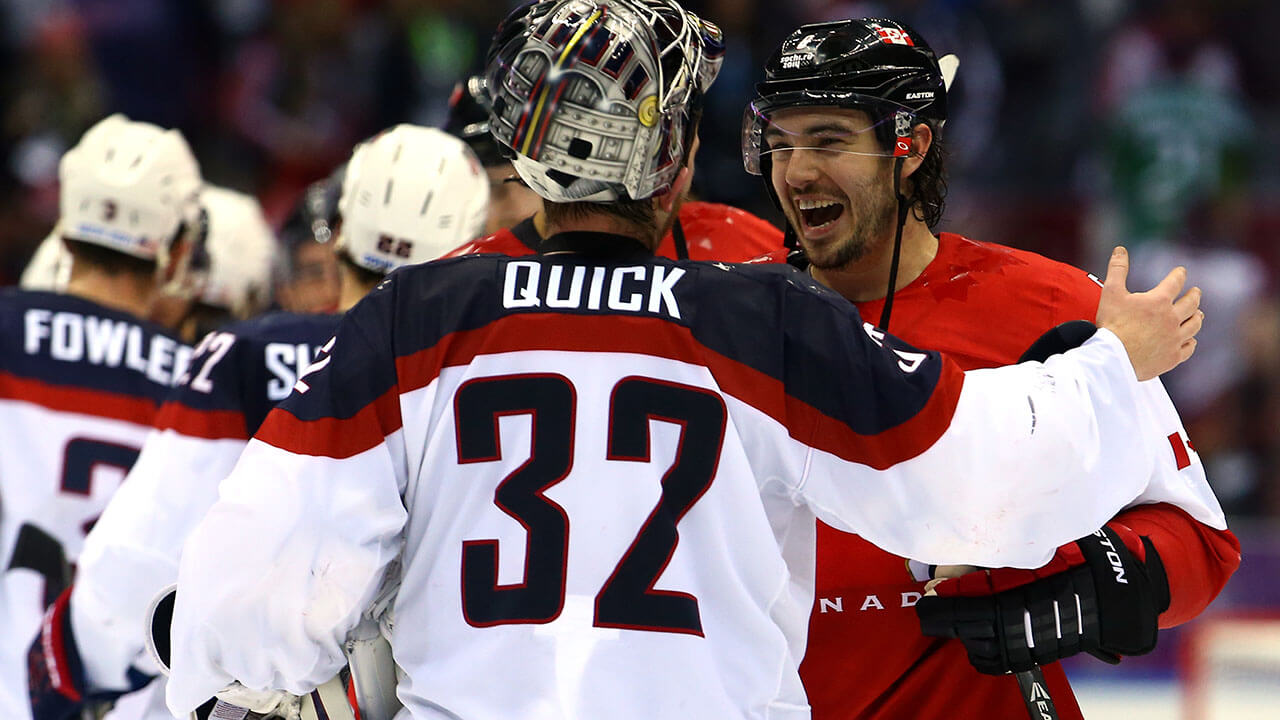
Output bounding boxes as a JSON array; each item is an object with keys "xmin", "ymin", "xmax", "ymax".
[
  {"xmin": 70, "ymin": 311, "xmax": 339, "ymax": 718},
  {"xmin": 165, "ymin": 236, "xmax": 1174, "ymax": 719},
  {"xmin": 0, "ymin": 289, "xmax": 188, "ymax": 719}
]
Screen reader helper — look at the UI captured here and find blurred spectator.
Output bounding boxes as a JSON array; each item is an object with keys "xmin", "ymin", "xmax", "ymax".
[
  {"xmin": 371, "ymin": 0, "xmax": 511, "ymax": 131},
  {"xmin": 976, "ymin": 0, "xmax": 1097, "ymax": 189},
  {"xmin": 679, "ymin": 0, "xmax": 805, "ymax": 216},
  {"xmin": 69, "ymin": 0, "xmax": 218, "ymax": 130},
  {"xmin": 1090, "ymin": 0, "xmax": 1273, "ymax": 517},
  {"xmin": 0, "ymin": 10, "xmax": 103, "ymax": 283},
  {"xmin": 1097, "ymin": 0, "xmax": 1252, "ymax": 250},
  {"xmin": 223, "ymin": 0, "xmax": 377, "ymax": 222},
  {"xmin": 1237, "ymin": 299, "xmax": 1280, "ymax": 517}
]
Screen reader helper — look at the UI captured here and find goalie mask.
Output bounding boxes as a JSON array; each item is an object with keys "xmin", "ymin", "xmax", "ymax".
[{"xmin": 485, "ymin": 0, "xmax": 724, "ymax": 202}]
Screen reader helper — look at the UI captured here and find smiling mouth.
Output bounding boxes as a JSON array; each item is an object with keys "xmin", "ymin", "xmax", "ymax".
[{"xmin": 796, "ymin": 198, "xmax": 846, "ymax": 232}]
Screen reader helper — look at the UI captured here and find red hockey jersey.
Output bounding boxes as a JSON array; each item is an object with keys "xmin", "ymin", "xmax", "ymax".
[
  {"xmin": 444, "ymin": 200, "xmax": 784, "ymax": 261},
  {"xmin": 794, "ymin": 233, "xmax": 1241, "ymax": 720}
]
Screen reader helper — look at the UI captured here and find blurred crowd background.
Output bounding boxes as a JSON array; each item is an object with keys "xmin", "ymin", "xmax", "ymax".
[{"xmin": 1, "ymin": 0, "xmax": 1277, "ymax": 711}]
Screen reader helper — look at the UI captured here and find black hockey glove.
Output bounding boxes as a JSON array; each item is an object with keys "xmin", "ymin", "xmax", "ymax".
[{"xmin": 914, "ymin": 524, "xmax": 1170, "ymax": 675}]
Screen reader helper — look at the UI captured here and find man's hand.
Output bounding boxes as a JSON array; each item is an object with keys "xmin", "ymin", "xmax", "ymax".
[
  {"xmin": 1095, "ymin": 246, "xmax": 1203, "ymax": 381},
  {"xmin": 207, "ymin": 685, "xmax": 303, "ymax": 720},
  {"xmin": 914, "ymin": 524, "xmax": 1170, "ymax": 675}
]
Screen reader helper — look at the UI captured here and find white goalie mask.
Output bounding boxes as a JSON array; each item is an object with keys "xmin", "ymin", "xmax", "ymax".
[{"xmin": 336, "ymin": 124, "xmax": 490, "ymax": 274}]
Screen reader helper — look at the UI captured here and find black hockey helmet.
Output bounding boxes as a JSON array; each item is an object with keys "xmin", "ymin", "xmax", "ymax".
[
  {"xmin": 444, "ymin": 75, "xmax": 507, "ymax": 168},
  {"xmin": 281, "ymin": 163, "xmax": 345, "ymax": 251},
  {"xmin": 742, "ymin": 18, "xmax": 956, "ymax": 332},
  {"xmin": 742, "ymin": 18, "xmax": 949, "ymax": 176}
]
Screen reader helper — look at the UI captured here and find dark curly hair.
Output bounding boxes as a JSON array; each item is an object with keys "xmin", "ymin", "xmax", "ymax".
[
  {"xmin": 872, "ymin": 118, "xmax": 948, "ymax": 229},
  {"xmin": 907, "ymin": 121, "xmax": 947, "ymax": 229}
]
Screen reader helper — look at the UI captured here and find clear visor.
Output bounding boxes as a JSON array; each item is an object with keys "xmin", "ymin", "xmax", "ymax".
[{"xmin": 741, "ymin": 92, "xmax": 915, "ymax": 175}]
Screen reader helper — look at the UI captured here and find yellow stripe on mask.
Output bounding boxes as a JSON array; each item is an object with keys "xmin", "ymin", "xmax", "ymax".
[{"xmin": 521, "ymin": 9, "xmax": 604, "ymax": 155}]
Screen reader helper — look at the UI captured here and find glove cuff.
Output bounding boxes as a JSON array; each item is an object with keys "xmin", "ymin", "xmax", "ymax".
[
  {"xmin": 32, "ymin": 589, "xmax": 85, "ymax": 703},
  {"xmin": 1103, "ymin": 521, "xmax": 1170, "ymax": 614},
  {"xmin": 1078, "ymin": 525, "xmax": 1162, "ymax": 656},
  {"xmin": 1139, "ymin": 535, "xmax": 1171, "ymax": 614}
]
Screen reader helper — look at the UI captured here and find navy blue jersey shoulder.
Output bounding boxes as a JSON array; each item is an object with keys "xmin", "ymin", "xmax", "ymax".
[
  {"xmin": 173, "ymin": 311, "xmax": 341, "ymax": 435},
  {"xmin": 684, "ymin": 260, "xmax": 945, "ymax": 433},
  {"xmin": 0, "ymin": 288, "xmax": 187, "ymax": 403},
  {"xmin": 274, "ymin": 251, "xmax": 945, "ymax": 434}
]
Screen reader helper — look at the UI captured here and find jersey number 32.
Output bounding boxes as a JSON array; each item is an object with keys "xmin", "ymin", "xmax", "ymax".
[{"xmin": 455, "ymin": 374, "xmax": 725, "ymax": 636}]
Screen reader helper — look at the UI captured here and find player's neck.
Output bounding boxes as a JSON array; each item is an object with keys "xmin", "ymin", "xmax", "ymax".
[
  {"xmin": 337, "ymin": 265, "xmax": 380, "ymax": 313},
  {"xmin": 542, "ymin": 210, "xmax": 659, "ymax": 251},
  {"xmin": 65, "ymin": 269, "xmax": 155, "ymax": 319},
  {"xmin": 811, "ymin": 218, "xmax": 939, "ymax": 304}
]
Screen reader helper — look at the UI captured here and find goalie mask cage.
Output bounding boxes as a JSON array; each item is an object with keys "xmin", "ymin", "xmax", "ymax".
[{"xmin": 1182, "ymin": 610, "xmax": 1280, "ymax": 719}]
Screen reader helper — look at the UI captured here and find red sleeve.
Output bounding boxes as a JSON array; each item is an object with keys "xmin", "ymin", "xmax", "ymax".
[
  {"xmin": 1049, "ymin": 263, "xmax": 1103, "ymax": 325},
  {"xmin": 1111, "ymin": 503, "xmax": 1241, "ymax": 628}
]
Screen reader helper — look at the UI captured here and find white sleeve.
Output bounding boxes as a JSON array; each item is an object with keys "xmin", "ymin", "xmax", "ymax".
[
  {"xmin": 1118, "ymin": 376, "xmax": 1227, "ymax": 529},
  {"xmin": 71, "ymin": 429, "xmax": 246, "ymax": 691},
  {"xmin": 798, "ymin": 328, "xmax": 1164, "ymax": 569},
  {"xmin": 164, "ymin": 435, "xmax": 408, "ymax": 714}
]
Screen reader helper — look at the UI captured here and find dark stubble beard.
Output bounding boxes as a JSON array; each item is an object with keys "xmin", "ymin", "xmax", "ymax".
[{"xmin": 805, "ymin": 162, "xmax": 898, "ymax": 271}]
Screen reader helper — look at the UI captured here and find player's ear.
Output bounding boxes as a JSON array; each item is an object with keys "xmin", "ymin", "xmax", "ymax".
[
  {"xmin": 654, "ymin": 166, "xmax": 692, "ymax": 215},
  {"xmin": 900, "ymin": 122, "xmax": 933, "ymax": 183}
]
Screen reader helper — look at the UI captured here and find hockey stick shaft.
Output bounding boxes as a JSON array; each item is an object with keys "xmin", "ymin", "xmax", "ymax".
[{"xmin": 1015, "ymin": 666, "xmax": 1060, "ymax": 720}]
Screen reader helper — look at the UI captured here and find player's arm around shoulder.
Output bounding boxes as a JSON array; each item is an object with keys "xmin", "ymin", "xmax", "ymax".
[
  {"xmin": 798, "ymin": 249, "xmax": 1203, "ymax": 569},
  {"xmin": 915, "ymin": 252, "xmax": 1227, "ymax": 675}
]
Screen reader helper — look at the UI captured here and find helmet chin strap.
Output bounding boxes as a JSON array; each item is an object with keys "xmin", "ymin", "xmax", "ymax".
[
  {"xmin": 671, "ymin": 215, "xmax": 690, "ymax": 260},
  {"xmin": 878, "ymin": 119, "xmax": 914, "ymax": 332}
]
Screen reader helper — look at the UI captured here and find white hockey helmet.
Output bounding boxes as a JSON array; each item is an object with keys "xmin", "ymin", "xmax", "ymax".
[
  {"xmin": 336, "ymin": 124, "xmax": 489, "ymax": 274},
  {"xmin": 486, "ymin": 0, "xmax": 724, "ymax": 202},
  {"xmin": 58, "ymin": 114, "xmax": 202, "ymax": 263},
  {"xmin": 191, "ymin": 185, "xmax": 277, "ymax": 318}
]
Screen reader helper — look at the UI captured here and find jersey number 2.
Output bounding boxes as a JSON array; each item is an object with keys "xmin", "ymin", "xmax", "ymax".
[
  {"xmin": 455, "ymin": 374, "xmax": 726, "ymax": 636},
  {"xmin": 6, "ymin": 439, "xmax": 140, "ymax": 606}
]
